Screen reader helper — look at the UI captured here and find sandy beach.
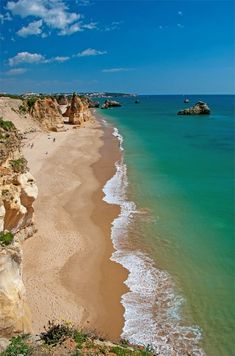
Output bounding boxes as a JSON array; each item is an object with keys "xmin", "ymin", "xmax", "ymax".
[{"xmin": 22, "ymin": 117, "xmax": 128, "ymax": 341}]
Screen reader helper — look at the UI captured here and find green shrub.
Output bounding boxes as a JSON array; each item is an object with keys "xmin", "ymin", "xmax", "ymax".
[
  {"xmin": 111, "ymin": 346, "xmax": 133, "ymax": 356},
  {"xmin": 10, "ymin": 158, "xmax": 28, "ymax": 173},
  {"xmin": 73, "ymin": 331, "xmax": 87, "ymax": 349},
  {"xmin": 1, "ymin": 335, "xmax": 30, "ymax": 355},
  {"xmin": 111, "ymin": 345, "xmax": 153, "ymax": 356},
  {"xmin": 138, "ymin": 348, "xmax": 154, "ymax": 356},
  {"xmin": 0, "ymin": 94, "xmax": 23, "ymax": 100},
  {"xmin": 26, "ymin": 97, "xmax": 37, "ymax": 110},
  {"xmin": 72, "ymin": 351, "xmax": 83, "ymax": 356},
  {"xmin": 19, "ymin": 104, "xmax": 27, "ymax": 114},
  {"xmin": 0, "ymin": 231, "xmax": 14, "ymax": 246},
  {"xmin": 0, "ymin": 118, "xmax": 15, "ymax": 131},
  {"xmin": 40, "ymin": 321, "xmax": 73, "ymax": 346}
]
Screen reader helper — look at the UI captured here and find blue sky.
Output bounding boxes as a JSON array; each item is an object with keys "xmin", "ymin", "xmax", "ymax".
[{"xmin": 0, "ymin": 0, "xmax": 234, "ymax": 94}]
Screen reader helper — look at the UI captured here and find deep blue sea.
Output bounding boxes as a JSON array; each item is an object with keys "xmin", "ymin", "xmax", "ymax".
[{"xmin": 100, "ymin": 95, "xmax": 235, "ymax": 356}]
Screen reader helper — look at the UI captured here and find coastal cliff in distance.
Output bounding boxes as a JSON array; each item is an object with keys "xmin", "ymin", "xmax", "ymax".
[{"xmin": 0, "ymin": 118, "xmax": 38, "ymax": 339}]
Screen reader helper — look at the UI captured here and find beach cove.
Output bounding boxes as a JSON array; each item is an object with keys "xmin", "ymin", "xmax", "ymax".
[
  {"xmin": 0, "ymin": 94, "xmax": 233, "ymax": 356},
  {"xmin": 21, "ymin": 105, "xmax": 208, "ymax": 356}
]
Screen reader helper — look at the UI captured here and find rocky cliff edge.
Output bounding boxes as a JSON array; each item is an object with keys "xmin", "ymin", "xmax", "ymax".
[{"xmin": 0, "ymin": 118, "xmax": 38, "ymax": 339}]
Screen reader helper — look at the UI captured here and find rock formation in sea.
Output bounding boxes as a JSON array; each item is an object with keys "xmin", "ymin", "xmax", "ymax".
[
  {"xmin": 177, "ymin": 101, "xmax": 210, "ymax": 115},
  {"xmin": 62, "ymin": 93, "xmax": 93, "ymax": 125},
  {"xmin": 0, "ymin": 118, "xmax": 38, "ymax": 339},
  {"xmin": 29, "ymin": 97, "xmax": 65, "ymax": 131},
  {"xmin": 87, "ymin": 99, "xmax": 100, "ymax": 108},
  {"xmin": 101, "ymin": 100, "xmax": 121, "ymax": 109}
]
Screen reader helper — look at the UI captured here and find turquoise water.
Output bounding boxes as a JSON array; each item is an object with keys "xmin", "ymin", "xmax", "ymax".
[{"xmin": 100, "ymin": 95, "xmax": 235, "ymax": 356}]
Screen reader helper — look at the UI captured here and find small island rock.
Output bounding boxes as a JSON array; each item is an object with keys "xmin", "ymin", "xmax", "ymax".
[
  {"xmin": 101, "ymin": 100, "xmax": 121, "ymax": 109},
  {"xmin": 177, "ymin": 101, "xmax": 210, "ymax": 115}
]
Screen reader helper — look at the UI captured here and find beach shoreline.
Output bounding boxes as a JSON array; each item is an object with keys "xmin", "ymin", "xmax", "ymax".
[{"xmin": 22, "ymin": 115, "xmax": 128, "ymax": 341}]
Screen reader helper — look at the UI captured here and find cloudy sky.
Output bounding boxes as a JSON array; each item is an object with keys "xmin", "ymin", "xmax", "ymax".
[{"xmin": 0, "ymin": 0, "xmax": 234, "ymax": 94}]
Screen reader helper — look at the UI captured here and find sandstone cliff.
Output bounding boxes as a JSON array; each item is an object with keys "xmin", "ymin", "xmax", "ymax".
[
  {"xmin": 0, "ymin": 118, "xmax": 38, "ymax": 339},
  {"xmin": 30, "ymin": 97, "xmax": 64, "ymax": 131},
  {"xmin": 63, "ymin": 93, "xmax": 94, "ymax": 125}
]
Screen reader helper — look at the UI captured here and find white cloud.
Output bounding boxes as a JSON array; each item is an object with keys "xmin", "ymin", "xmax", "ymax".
[
  {"xmin": 53, "ymin": 56, "xmax": 70, "ymax": 62},
  {"xmin": 104, "ymin": 21, "xmax": 122, "ymax": 32},
  {"xmin": 59, "ymin": 22, "xmax": 83, "ymax": 35},
  {"xmin": 82, "ymin": 22, "xmax": 97, "ymax": 30},
  {"xmin": 177, "ymin": 23, "xmax": 184, "ymax": 28},
  {"xmin": 77, "ymin": 0, "xmax": 92, "ymax": 6},
  {"xmin": 8, "ymin": 51, "xmax": 71, "ymax": 66},
  {"xmin": 44, "ymin": 56, "xmax": 70, "ymax": 63},
  {"xmin": 41, "ymin": 32, "xmax": 48, "ymax": 38},
  {"xmin": 6, "ymin": 68, "xmax": 27, "ymax": 75},
  {"xmin": 6, "ymin": 0, "xmax": 83, "ymax": 36},
  {"xmin": 17, "ymin": 19, "xmax": 43, "ymax": 37},
  {"xmin": 0, "ymin": 12, "xmax": 12, "ymax": 24},
  {"xmin": 9, "ymin": 52, "xmax": 45, "ymax": 66},
  {"xmin": 6, "ymin": 0, "xmax": 80, "ymax": 28},
  {"xmin": 102, "ymin": 67, "xmax": 134, "ymax": 73},
  {"xmin": 76, "ymin": 48, "xmax": 107, "ymax": 57}
]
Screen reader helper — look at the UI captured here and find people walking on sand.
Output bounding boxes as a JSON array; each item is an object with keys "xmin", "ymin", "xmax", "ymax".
[{"xmin": 53, "ymin": 138, "xmax": 56, "ymax": 142}]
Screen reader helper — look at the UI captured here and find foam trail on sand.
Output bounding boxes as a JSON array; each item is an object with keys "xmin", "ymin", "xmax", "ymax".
[{"xmin": 103, "ymin": 126, "xmax": 204, "ymax": 356}]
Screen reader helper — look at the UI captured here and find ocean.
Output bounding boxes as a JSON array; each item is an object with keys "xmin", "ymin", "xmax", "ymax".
[{"xmin": 100, "ymin": 95, "xmax": 235, "ymax": 356}]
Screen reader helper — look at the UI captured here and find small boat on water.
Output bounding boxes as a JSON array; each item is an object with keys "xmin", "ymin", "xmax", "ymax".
[
  {"xmin": 135, "ymin": 100, "xmax": 140, "ymax": 104},
  {"xmin": 184, "ymin": 98, "xmax": 190, "ymax": 103}
]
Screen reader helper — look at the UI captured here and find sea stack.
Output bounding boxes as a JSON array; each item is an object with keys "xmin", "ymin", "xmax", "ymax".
[
  {"xmin": 177, "ymin": 101, "xmax": 210, "ymax": 115},
  {"xmin": 63, "ymin": 93, "xmax": 93, "ymax": 125},
  {"xmin": 101, "ymin": 100, "xmax": 121, "ymax": 109}
]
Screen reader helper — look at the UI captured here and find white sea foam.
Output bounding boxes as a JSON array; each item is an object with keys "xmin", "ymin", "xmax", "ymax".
[
  {"xmin": 101, "ymin": 118, "xmax": 109, "ymax": 127},
  {"xmin": 103, "ymin": 127, "xmax": 205, "ymax": 356},
  {"xmin": 112, "ymin": 127, "xmax": 124, "ymax": 150}
]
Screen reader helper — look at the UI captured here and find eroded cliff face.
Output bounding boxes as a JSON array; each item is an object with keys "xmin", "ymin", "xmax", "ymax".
[
  {"xmin": 0, "ymin": 240, "xmax": 31, "ymax": 338},
  {"xmin": 63, "ymin": 94, "xmax": 93, "ymax": 125},
  {"xmin": 30, "ymin": 97, "xmax": 64, "ymax": 131},
  {"xmin": 0, "ymin": 119, "xmax": 38, "ymax": 338}
]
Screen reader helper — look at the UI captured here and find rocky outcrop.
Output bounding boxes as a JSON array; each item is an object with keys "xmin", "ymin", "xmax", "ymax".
[
  {"xmin": 0, "ymin": 119, "xmax": 38, "ymax": 339},
  {"xmin": 101, "ymin": 100, "xmax": 121, "ymax": 109},
  {"xmin": 56, "ymin": 95, "xmax": 68, "ymax": 106},
  {"xmin": 63, "ymin": 93, "xmax": 93, "ymax": 125},
  {"xmin": 177, "ymin": 101, "xmax": 210, "ymax": 115},
  {"xmin": 30, "ymin": 97, "xmax": 64, "ymax": 131},
  {"xmin": 87, "ymin": 99, "xmax": 100, "ymax": 108}
]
